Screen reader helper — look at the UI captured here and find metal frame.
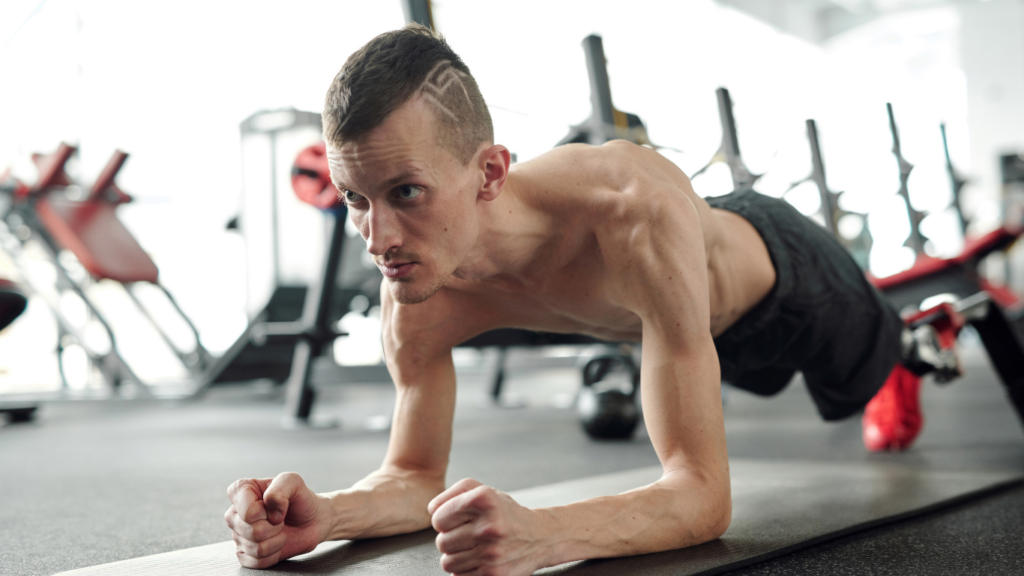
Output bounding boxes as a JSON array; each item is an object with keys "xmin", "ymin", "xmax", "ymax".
[
  {"xmin": 195, "ymin": 109, "xmax": 352, "ymax": 426},
  {"xmin": 941, "ymin": 123, "xmax": 969, "ymax": 235},
  {"xmin": 787, "ymin": 119, "xmax": 873, "ymax": 268},
  {"xmin": 887, "ymin": 103, "xmax": 928, "ymax": 255},
  {"xmin": 691, "ymin": 87, "xmax": 759, "ymax": 192},
  {"xmin": 401, "ymin": 0, "xmax": 434, "ymax": 28},
  {"xmin": 556, "ymin": 35, "xmax": 651, "ymax": 148}
]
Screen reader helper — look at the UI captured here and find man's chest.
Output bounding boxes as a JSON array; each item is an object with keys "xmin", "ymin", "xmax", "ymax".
[{"xmin": 453, "ymin": 261, "xmax": 646, "ymax": 342}]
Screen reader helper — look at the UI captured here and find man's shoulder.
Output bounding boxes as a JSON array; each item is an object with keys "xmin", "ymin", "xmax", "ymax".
[
  {"xmin": 514, "ymin": 142, "xmax": 673, "ymax": 213},
  {"xmin": 523, "ymin": 140, "xmax": 644, "ymax": 177}
]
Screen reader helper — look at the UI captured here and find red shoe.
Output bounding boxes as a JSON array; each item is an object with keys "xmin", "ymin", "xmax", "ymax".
[{"xmin": 862, "ymin": 364, "xmax": 923, "ymax": 452}]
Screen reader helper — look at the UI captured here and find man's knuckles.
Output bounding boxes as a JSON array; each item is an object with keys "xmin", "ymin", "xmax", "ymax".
[
  {"xmin": 439, "ymin": 553, "xmax": 473, "ymax": 573},
  {"xmin": 251, "ymin": 520, "xmax": 284, "ymax": 541},
  {"xmin": 224, "ymin": 510, "xmax": 248, "ymax": 537},
  {"xmin": 429, "ymin": 478, "xmax": 483, "ymax": 515},
  {"xmin": 226, "ymin": 479, "xmax": 245, "ymax": 497},
  {"xmin": 233, "ymin": 531, "xmax": 285, "ymax": 558},
  {"xmin": 226, "ymin": 510, "xmax": 280, "ymax": 542},
  {"xmin": 466, "ymin": 485, "xmax": 501, "ymax": 510},
  {"xmin": 275, "ymin": 471, "xmax": 303, "ymax": 485},
  {"xmin": 451, "ymin": 477, "xmax": 483, "ymax": 492},
  {"xmin": 241, "ymin": 501, "xmax": 268, "ymax": 524},
  {"xmin": 435, "ymin": 527, "xmax": 477, "ymax": 554},
  {"xmin": 439, "ymin": 546, "xmax": 504, "ymax": 574},
  {"xmin": 435, "ymin": 531, "xmax": 458, "ymax": 554},
  {"xmin": 236, "ymin": 549, "xmax": 280, "ymax": 569},
  {"xmin": 477, "ymin": 543, "xmax": 504, "ymax": 563},
  {"xmin": 246, "ymin": 520, "xmax": 281, "ymax": 541},
  {"xmin": 228, "ymin": 478, "xmax": 260, "ymax": 499},
  {"xmin": 475, "ymin": 520, "xmax": 507, "ymax": 542}
]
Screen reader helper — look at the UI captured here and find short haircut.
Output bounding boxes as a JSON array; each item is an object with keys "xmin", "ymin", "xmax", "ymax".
[{"xmin": 323, "ymin": 24, "xmax": 493, "ymax": 165}]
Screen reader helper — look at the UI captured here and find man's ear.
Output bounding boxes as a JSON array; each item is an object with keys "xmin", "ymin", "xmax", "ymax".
[{"xmin": 477, "ymin": 145, "xmax": 510, "ymax": 202}]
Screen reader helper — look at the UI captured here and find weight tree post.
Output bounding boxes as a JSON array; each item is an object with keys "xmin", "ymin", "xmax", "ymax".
[
  {"xmin": 401, "ymin": 0, "xmax": 434, "ymax": 29},
  {"xmin": 691, "ymin": 88, "xmax": 758, "ymax": 192},
  {"xmin": 582, "ymin": 35, "xmax": 616, "ymax": 145},
  {"xmin": 805, "ymin": 119, "xmax": 838, "ymax": 235},
  {"xmin": 941, "ymin": 123, "xmax": 970, "ymax": 235},
  {"xmin": 556, "ymin": 35, "xmax": 650, "ymax": 147},
  {"xmin": 887, "ymin": 103, "xmax": 928, "ymax": 256}
]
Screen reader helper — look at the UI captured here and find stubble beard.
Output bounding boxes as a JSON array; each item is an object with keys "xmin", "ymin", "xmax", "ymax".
[{"xmin": 388, "ymin": 273, "xmax": 448, "ymax": 305}]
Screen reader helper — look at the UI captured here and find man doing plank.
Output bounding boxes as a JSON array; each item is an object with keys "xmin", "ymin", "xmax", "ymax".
[{"xmin": 225, "ymin": 25, "xmax": 906, "ymax": 574}]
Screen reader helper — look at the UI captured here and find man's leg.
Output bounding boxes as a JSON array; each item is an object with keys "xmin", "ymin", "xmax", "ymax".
[
  {"xmin": 728, "ymin": 366, "xmax": 799, "ymax": 398},
  {"xmin": 862, "ymin": 302, "xmax": 967, "ymax": 452},
  {"xmin": 862, "ymin": 364, "xmax": 923, "ymax": 452}
]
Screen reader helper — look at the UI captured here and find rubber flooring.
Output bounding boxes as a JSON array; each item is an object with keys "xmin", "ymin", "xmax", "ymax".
[{"xmin": 1, "ymin": 343, "xmax": 1022, "ymax": 575}]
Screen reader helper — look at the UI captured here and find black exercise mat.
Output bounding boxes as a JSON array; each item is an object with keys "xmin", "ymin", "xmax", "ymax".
[{"xmin": 54, "ymin": 460, "xmax": 1020, "ymax": 575}]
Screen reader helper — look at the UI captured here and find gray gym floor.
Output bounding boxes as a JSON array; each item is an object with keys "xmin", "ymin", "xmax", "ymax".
[{"xmin": 1, "ymin": 341, "xmax": 1022, "ymax": 576}]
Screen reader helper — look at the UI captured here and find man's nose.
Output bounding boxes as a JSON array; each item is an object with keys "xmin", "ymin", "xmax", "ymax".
[{"xmin": 363, "ymin": 206, "xmax": 402, "ymax": 256}]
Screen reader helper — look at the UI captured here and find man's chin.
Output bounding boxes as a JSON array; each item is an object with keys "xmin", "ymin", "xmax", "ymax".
[{"xmin": 388, "ymin": 277, "xmax": 445, "ymax": 305}]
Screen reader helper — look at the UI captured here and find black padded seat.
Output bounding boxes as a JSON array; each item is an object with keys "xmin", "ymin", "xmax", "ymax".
[{"xmin": 0, "ymin": 278, "xmax": 27, "ymax": 331}]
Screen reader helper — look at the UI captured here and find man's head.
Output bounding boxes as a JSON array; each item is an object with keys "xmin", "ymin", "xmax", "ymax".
[
  {"xmin": 323, "ymin": 24, "xmax": 493, "ymax": 165},
  {"xmin": 323, "ymin": 24, "xmax": 508, "ymax": 305}
]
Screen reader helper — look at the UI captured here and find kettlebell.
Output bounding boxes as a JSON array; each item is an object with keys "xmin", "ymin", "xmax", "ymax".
[{"xmin": 577, "ymin": 351, "xmax": 640, "ymax": 440}]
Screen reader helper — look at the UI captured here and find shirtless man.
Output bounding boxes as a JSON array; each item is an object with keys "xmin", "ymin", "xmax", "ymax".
[{"xmin": 224, "ymin": 24, "xmax": 907, "ymax": 574}]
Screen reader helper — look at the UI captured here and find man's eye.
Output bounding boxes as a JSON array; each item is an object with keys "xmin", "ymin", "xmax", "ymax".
[
  {"xmin": 397, "ymin": 185, "xmax": 422, "ymax": 199},
  {"xmin": 344, "ymin": 190, "xmax": 364, "ymax": 202}
]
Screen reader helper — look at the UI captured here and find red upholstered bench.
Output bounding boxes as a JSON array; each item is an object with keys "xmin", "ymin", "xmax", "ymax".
[
  {"xmin": 867, "ymin": 226, "xmax": 1024, "ymax": 430},
  {"xmin": 1, "ymin": 143, "xmax": 211, "ymax": 392},
  {"xmin": 29, "ymin": 147, "xmax": 157, "ymax": 284},
  {"xmin": 869, "ymin": 226, "xmax": 1022, "ymax": 311},
  {"xmin": 35, "ymin": 196, "xmax": 158, "ymax": 284}
]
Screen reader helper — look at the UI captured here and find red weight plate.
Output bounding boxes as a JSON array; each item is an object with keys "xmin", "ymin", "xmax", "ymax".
[{"xmin": 292, "ymin": 142, "xmax": 342, "ymax": 210}]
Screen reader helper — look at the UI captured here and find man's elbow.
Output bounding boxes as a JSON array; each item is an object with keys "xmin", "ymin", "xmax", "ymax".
[
  {"xmin": 660, "ymin": 497, "xmax": 731, "ymax": 550},
  {"xmin": 705, "ymin": 495, "xmax": 732, "ymax": 542},
  {"xmin": 672, "ymin": 477, "xmax": 732, "ymax": 545}
]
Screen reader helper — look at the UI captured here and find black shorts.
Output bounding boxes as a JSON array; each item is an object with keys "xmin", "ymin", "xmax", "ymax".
[{"xmin": 707, "ymin": 190, "xmax": 904, "ymax": 421}]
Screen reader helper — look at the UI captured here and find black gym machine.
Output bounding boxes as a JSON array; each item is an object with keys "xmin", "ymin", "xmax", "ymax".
[{"xmin": 0, "ymin": 277, "xmax": 32, "ymax": 423}]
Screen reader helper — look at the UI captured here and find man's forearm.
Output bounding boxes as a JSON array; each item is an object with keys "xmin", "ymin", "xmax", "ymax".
[
  {"xmin": 531, "ymin": 469, "xmax": 731, "ymax": 567},
  {"xmin": 320, "ymin": 466, "xmax": 446, "ymax": 541}
]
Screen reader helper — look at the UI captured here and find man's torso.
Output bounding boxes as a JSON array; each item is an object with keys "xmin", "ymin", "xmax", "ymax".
[{"xmin": 385, "ymin": 141, "xmax": 776, "ymax": 348}]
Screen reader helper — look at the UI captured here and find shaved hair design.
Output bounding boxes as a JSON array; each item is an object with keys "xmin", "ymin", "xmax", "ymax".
[
  {"xmin": 322, "ymin": 24, "xmax": 493, "ymax": 165},
  {"xmin": 419, "ymin": 60, "xmax": 471, "ymax": 121}
]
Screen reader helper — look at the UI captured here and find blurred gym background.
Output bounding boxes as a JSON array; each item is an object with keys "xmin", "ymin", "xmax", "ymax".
[{"xmin": 0, "ymin": 0, "xmax": 1022, "ymax": 396}]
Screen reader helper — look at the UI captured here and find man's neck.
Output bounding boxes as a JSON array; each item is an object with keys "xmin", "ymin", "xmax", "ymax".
[{"xmin": 451, "ymin": 171, "xmax": 553, "ymax": 284}]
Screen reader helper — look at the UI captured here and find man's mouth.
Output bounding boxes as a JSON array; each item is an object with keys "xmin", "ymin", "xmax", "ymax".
[{"xmin": 378, "ymin": 261, "xmax": 416, "ymax": 279}]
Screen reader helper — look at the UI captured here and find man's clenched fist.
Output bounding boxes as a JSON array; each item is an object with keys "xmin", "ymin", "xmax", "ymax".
[
  {"xmin": 224, "ymin": 472, "xmax": 329, "ymax": 568},
  {"xmin": 428, "ymin": 478, "xmax": 548, "ymax": 576}
]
